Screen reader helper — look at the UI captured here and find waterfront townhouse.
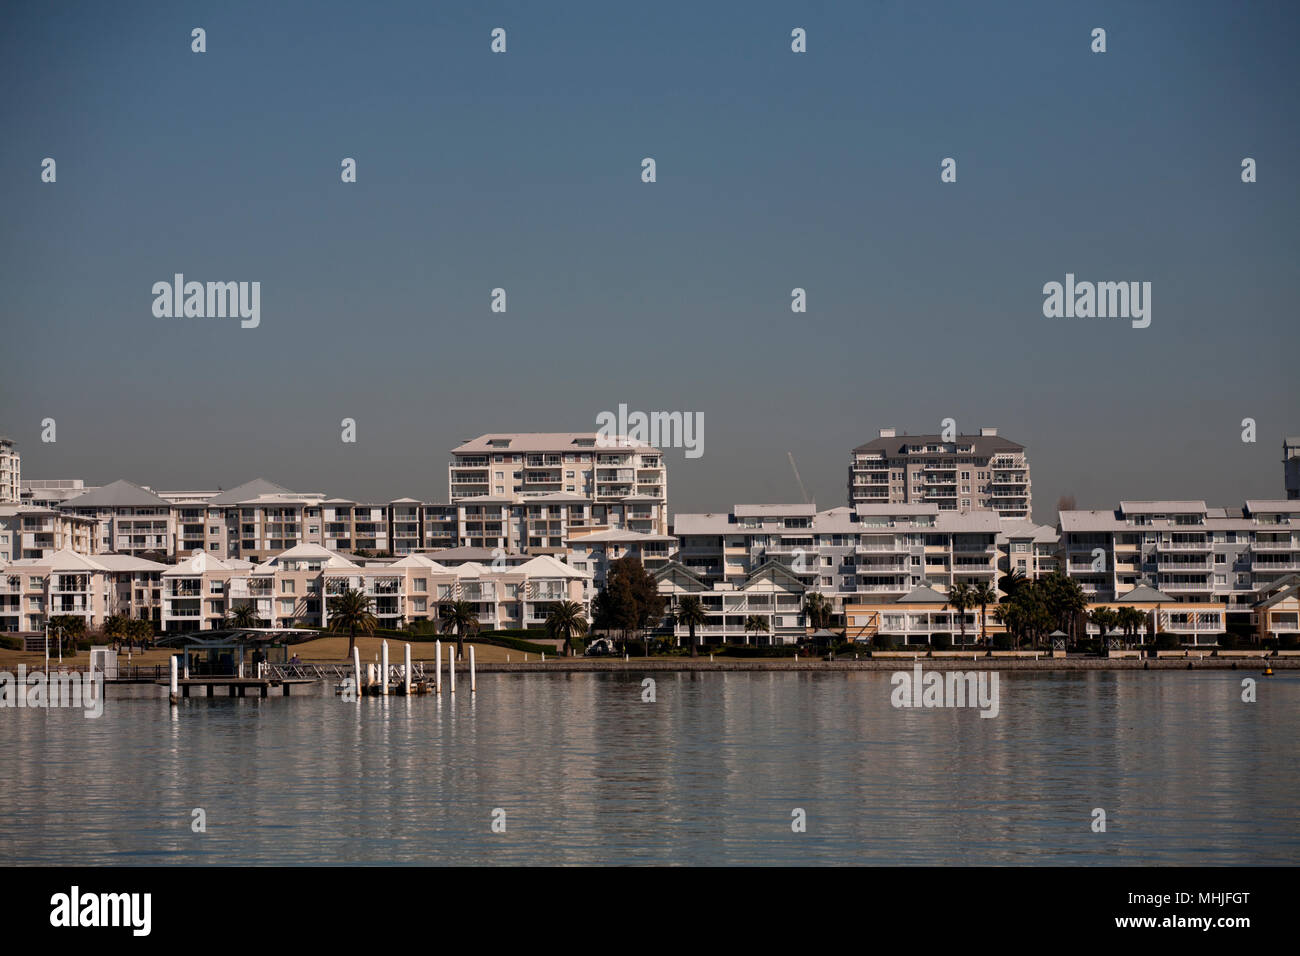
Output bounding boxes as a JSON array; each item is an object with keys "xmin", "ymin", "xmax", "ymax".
[
  {"xmin": 61, "ymin": 480, "xmax": 175, "ymax": 556},
  {"xmin": 0, "ymin": 505, "xmax": 96, "ymax": 560},
  {"xmin": 158, "ymin": 543, "xmax": 591, "ymax": 633},
  {"xmin": 1, "ymin": 549, "xmax": 168, "ymax": 634},
  {"xmin": 1079, "ymin": 584, "xmax": 1228, "ymax": 647},
  {"xmin": 448, "ymin": 433, "xmax": 669, "ymax": 535},
  {"xmin": 1058, "ymin": 499, "xmax": 1300, "ymax": 631},
  {"xmin": 1, "ymin": 438, "xmax": 22, "ymax": 503},
  {"xmin": 1252, "ymin": 577, "xmax": 1300, "ymax": 644},
  {"xmin": 845, "ymin": 583, "xmax": 1006, "ymax": 647},
  {"xmin": 849, "ymin": 427, "xmax": 1031, "ymax": 518},
  {"xmin": 654, "ymin": 559, "xmax": 809, "ymax": 645}
]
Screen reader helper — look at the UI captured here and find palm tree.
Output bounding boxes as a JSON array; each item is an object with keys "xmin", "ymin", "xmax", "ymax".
[
  {"xmin": 803, "ymin": 592, "xmax": 831, "ymax": 631},
  {"xmin": 439, "ymin": 600, "xmax": 479, "ymax": 661},
  {"xmin": 328, "ymin": 588, "xmax": 377, "ymax": 658},
  {"xmin": 226, "ymin": 603, "xmax": 261, "ymax": 629},
  {"xmin": 946, "ymin": 582, "xmax": 975, "ymax": 646},
  {"xmin": 743, "ymin": 615, "xmax": 770, "ymax": 646},
  {"xmin": 675, "ymin": 595, "xmax": 706, "ymax": 657},
  {"xmin": 972, "ymin": 582, "xmax": 997, "ymax": 646},
  {"xmin": 1089, "ymin": 607, "xmax": 1119, "ymax": 652},
  {"xmin": 546, "ymin": 601, "xmax": 588, "ymax": 656},
  {"xmin": 1116, "ymin": 606, "xmax": 1146, "ymax": 647}
]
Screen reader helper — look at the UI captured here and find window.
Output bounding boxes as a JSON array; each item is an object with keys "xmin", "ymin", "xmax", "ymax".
[
  {"xmin": 281, "ymin": 580, "xmax": 295, "ymax": 594},
  {"xmin": 209, "ymin": 581, "xmax": 223, "ymax": 594},
  {"xmin": 413, "ymin": 578, "xmax": 426, "ymax": 592}
]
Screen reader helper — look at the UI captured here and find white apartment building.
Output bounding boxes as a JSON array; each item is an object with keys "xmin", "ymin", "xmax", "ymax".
[
  {"xmin": 1286, "ymin": 437, "xmax": 1300, "ymax": 500},
  {"xmin": 1058, "ymin": 499, "xmax": 1300, "ymax": 626},
  {"xmin": 1, "ymin": 438, "xmax": 22, "ymax": 504},
  {"xmin": 448, "ymin": 433, "xmax": 668, "ymax": 535},
  {"xmin": 849, "ymin": 427, "xmax": 1031, "ymax": 518},
  {"xmin": 61, "ymin": 480, "xmax": 176, "ymax": 556}
]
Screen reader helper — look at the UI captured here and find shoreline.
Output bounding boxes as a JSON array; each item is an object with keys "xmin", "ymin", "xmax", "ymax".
[{"xmin": 470, "ymin": 657, "xmax": 1294, "ymax": 672}]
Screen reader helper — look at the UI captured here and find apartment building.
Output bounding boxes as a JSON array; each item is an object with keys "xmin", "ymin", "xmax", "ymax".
[
  {"xmin": 848, "ymin": 427, "xmax": 1031, "ymax": 518},
  {"xmin": 997, "ymin": 520, "xmax": 1061, "ymax": 581},
  {"xmin": 0, "ymin": 505, "xmax": 96, "ymax": 561},
  {"xmin": 0, "ymin": 549, "xmax": 167, "ymax": 633},
  {"xmin": 1058, "ymin": 499, "xmax": 1300, "ymax": 628},
  {"xmin": 1286, "ymin": 437, "xmax": 1300, "ymax": 500},
  {"xmin": 0, "ymin": 438, "xmax": 20, "ymax": 504},
  {"xmin": 567, "ymin": 528, "xmax": 676, "ymax": 596},
  {"xmin": 159, "ymin": 543, "xmax": 591, "ymax": 633},
  {"xmin": 21, "ymin": 479, "xmax": 97, "ymax": 508},
  {"xmin": 448, "ymin": 433, "xmax": 668, "ymax": 535},
  {"xmin": 61, "ymin": 480, "xmax": 176, "ymax": 556},
  {"xmin": 672, "ymin": 502, "xmax": 1002, "ymax": 617},
  {"xmin": 654, "ymin": 560, "xmax": 810, "ymax": 646}
]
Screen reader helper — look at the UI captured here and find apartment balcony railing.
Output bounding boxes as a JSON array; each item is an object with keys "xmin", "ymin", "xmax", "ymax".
[
  {"xmin": 1252, "ymin": 541, "xmax": 1296, "ymax": 551},
  {"xmin": 1157, "ymin": 540, "xmax": 1212, "ymax": 552}
]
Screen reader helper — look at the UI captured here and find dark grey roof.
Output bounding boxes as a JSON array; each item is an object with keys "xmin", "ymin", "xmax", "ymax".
[
  {"xmin": 853, "ymin": 433, "xmax": 1024, "ymax": 456},
  {"xmin": 207, "ymin": 478, "xmax": 293, "ymax": 505},
  {"xmin": 62, "ymin": 479, "xmax": 171, "ymax": 509},
  {"xmin": 895, "ymin": 584, "xmax": 950, "ymax": 604},
  {"xmin": 1117, "ymin": 584, "xmax": 1174, "ymax": 603}
]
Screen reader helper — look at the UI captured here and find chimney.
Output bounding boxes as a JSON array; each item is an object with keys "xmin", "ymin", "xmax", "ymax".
[
  {"xmin": 979, "ymin": 427, "xmax": 997, "ymax": 437},
  {"xmin": 878, "ymin": 427, "xmax": 896, "ymax": 438}
]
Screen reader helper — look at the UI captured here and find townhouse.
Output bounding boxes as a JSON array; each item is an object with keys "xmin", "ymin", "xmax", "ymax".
[
  {"xmin": 158, "ymin": 543, "xmax": 591, "ymax": 633},
  {"xmin": 849, "ymin": 427, "xmax": 1031, "ymax": 518},
  {"xmin": 0, "ymin": 549, "xmax": 167, "ymax": 634}
]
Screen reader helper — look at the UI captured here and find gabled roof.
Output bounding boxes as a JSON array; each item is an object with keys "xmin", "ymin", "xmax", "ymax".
[
  {"xmin": 387, "ymin": 554, "xmax": 449, "ymax": 571},
  {"xmin": 89, "ymin": 554, "xmax": 170, "ymax": 573},
  {"xmin": 569, "ymin": 528, "xmax": 675, "ymax": 544},
  {"xmin": 2, "ymin": 548, "xmax": 109, "ymax": 572},
  {"xmin": 895, "ymin": 584, "xmax": 950, "ymax": 604},
  {"xmin": 1116, "ymin": 584, "xmax": 1175, "ymax": 603},
  {"xmin": 1254, "ymin": 577, "xmax": 1300, "ymax": 610},
  {"xmin": 163, "ymin": 550, "xmax": 240, "ymax": 576},
  {"xmin": 652, "ymin": 562, "xmax": 710, "ymax": 591},
  {"xmin": 252, "ymin": 543, "xmax": 358, "ymax": 572},
  {"xmin": 740, "ymin": 560, "xmax": 807, "ymax": 591},
  {"xmin": 514, "ymin": 554, "xmax": 591, "ymax": 579},
  {"xmin": 206, "ymin": 479, "xmax": 294, "ymax": 505},
  {"xmin": 62, "ymin": 479, "xmax": 171, "ymax": 509}
]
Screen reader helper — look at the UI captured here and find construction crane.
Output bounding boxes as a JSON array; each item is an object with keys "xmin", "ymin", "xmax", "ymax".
[{"xmin": 787, "ymin": 452, "xmax": 810, "ymax": 505}]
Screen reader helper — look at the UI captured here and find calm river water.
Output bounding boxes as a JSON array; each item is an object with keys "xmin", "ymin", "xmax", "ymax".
[{"xmin": 3, "ymin": 670, "xmax": 1297, "ymax": 865}]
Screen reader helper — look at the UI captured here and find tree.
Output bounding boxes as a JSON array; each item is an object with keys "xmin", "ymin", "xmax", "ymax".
[
  {"xmin": 971, "ymin": 582, "xmax": 997, "ymax": 646},
  {"xmin": 439, "ymin": 600, "xmax": 479, "ymax": 661},
  {"xmin": 226, "ymin": 603, "xmax": 261, "ymax": 629},
  {"xmin": 675, "ymin": 595, "xmax": 706, "ymax": 657},
  {"xmin": 546, "ymin": 600, "xmax": 588, "ymax": 656},
  {"xmin": 946, "ymin": 582, "xmax": 975, "ymax": 646},
  {"xmin": 743, "ymin": 615, "xmax": 770, "ymax": 645},
  {"xmin": 1116, "ymin": 606, "xmax": 1147, "ymax": 647},
  {"xmin": 1037, "ymin": 573, "xmax": 1088, "ymax": 643},
  {"xmin": 803, "ymin": 592, "xmax": 832, "ymax": 631},
  {"xmin": 1089, "ymin": 607, "xmax": 1119, "ymax": 651},
  {"xmin": 48, "ymin": 615, "xmax": 86, "ymax": 655},
  {"xmin": 592, "ymin": 556, "xmax": 665, "ymax": 652},
  {"xmin": 103, "ymin": 614, "xmax": 130, "ymax": 648},
  {"xmin": 328, "ymin": 588, "xmax": 377, "ymax": 658}
]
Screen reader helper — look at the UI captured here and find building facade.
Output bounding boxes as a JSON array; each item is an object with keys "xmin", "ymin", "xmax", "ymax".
[
  {"xmin": 848, "ymin": 427, "xmax": 1031, "ymax": 518},
  {"xmin": 0, "ymin": 438, "xmax": 21, "ymax": 504}
]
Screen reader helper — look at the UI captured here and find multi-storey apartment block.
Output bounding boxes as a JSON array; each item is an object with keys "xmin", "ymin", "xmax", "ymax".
[
  {"xmin": 1058, "ymin": 499, "xmax": 1300, "ymax": 629},
  {"xmin": 849, "ymin": 427, "xmax": 1031, "ymax": 518},
  {"xmin": 0, "ymin": 549, "xmax": 167, "ymax": 634},
  {"xmin": 0, "ymin": 505, "xmax": 96, "ymax": 561},
  {"xmin": 567, "ymin": 528, "xmax": 676, "ymax": 594},
  {"xmin": 0, "ymin": 438, "xmax": 21, "ymax": 504},
  {"xmin": 997, "ymin": 520, "xmax": 1061, "ymax": 582},
  {"xmin": 448, "ymin": 433, "xmax": 668, "ymax": 536},
  {"xmin": 61, "ymin": 480, "xmax": 176, "ymax": 556},
  {"xmin": 158, "ymin": 543, "xmax": 591, "ymax": 633}
]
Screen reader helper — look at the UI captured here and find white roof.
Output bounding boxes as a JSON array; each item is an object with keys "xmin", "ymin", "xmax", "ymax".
[
  {"xmin": 88, "ymin": 554, "xmax": 170, "ymax": 572},
  {"xmin": 453, "ymin": 433, "xmax": 656, "ymax": 453},
  {"xmin": 252, "ymin": 543, "xmax": 358, "ymax": 572},
  {"xmin": 514, "ymin": 554, "xmax": 592, "ymax": 579},
  {"xmin": 164, "ymin": 550, "xmax": 243, "ymax": 576},
  {"xmin": 1, "ymin": 548, "xmax": 109, "ymax": 572}
]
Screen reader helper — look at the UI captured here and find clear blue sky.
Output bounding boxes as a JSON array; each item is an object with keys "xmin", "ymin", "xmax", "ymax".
[{"xmin": 2, "ymin": 0, "xmax": 1296, "ymax": 519}]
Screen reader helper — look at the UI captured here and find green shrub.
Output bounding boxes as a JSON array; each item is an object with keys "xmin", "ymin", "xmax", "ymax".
[{"xmin": 0, "ymin": 635, "xmax": 22, "ymax": 651}]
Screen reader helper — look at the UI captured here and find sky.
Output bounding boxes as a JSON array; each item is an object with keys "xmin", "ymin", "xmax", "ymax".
[{"xmin": 1, "ymin": 0, "xmax": 1297, "ymax": 521}]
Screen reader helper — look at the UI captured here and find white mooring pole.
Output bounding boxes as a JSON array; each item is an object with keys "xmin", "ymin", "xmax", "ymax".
[
  {"xmin": 470, "ymin": 646, "xmax": 477, "ymax": 694},
  {"xmin": 449, "ymin": 643, "xmax": 456, "ymax": 695},
  {"xmin": 169, "ymin": 654, "xmax": 179, "ymax": 706},
  {"xmin": 404, "ymin": 643, "xmax": 412, "ymax": 696},
  {"xmin": 381, "ymin": 640, "xmax": 389, "ymax": 696},
  {"xmin": 435, "ymin": 640, "xmax": 443, "ymax": 694},
  {"xmin": 352, "ymin": 646, "xmax": 362, "ymax": 701}
]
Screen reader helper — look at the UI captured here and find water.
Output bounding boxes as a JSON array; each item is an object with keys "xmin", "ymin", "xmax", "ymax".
[{"xmin": 3, "ymin": 670, "xmax": 1297, "ymax": 865}]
